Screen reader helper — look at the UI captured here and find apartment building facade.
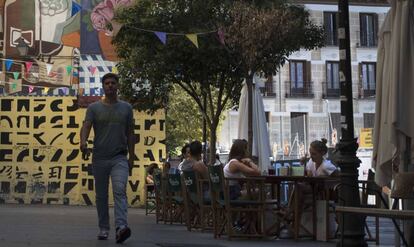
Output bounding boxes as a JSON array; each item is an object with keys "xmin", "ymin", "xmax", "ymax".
[{"xmin": 219, "ymin": 1, "xmax": 390, "ymax": 159}]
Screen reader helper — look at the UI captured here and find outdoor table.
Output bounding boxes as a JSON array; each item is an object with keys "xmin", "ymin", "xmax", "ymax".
[{"xmin": 255, "ymin": 175, "xmax": 340, "ymax": 240}]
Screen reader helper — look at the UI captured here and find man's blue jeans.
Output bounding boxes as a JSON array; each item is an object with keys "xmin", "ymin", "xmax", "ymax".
[{"xmin": 92, "ymin": 155, "xmax": 129, "ymax": 230}]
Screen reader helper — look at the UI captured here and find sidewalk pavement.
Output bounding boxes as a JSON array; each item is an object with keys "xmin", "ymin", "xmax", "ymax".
[{"xmin": 0, "ymin": 204, "xmax": 336, "ymax": 247}]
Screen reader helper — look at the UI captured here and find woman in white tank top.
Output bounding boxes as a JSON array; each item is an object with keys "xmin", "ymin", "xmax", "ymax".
[{"xmin": 224, "ymin": 140, "xmax": 260, "ymax": 199}]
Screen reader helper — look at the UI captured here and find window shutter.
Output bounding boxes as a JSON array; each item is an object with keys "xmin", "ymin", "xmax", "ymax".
[
  {"xmin": 360, "ymin": 14, "xmax": 367, "ymax": 46},
  {"xmin": 358, "ymin": 63, "xmax": 363, "ymax": 98},
  {"xmin": 324, "ymin": 12, "xmax": 330, "ymax": 44},
  {"xmin": 373, "ymin": 14, "xmax": 379, "ymax": 46}
]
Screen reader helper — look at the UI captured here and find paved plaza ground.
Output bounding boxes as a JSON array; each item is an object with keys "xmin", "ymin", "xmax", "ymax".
[{"xmin": 0, "ymin": 204, "xmax": 396, "ymax": 247}]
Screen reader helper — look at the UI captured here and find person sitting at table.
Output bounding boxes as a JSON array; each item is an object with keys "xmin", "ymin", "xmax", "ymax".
[
  {"xmin": 224, "ymin": 139, "xmax": 260, "ymax": 200},
  {"xmin": 178, "ymin": 143, "xmax": 190, "ymax": 172},
  {"xmin": 304, "ymin": 138, "xmax": 338, "ymax": 177},
  {"xmin": 180, "ymin": 140, "xmax": 208, "ymax": 179},
  {"xmin": 146, "ymin": 163, "xmax": 159, "ymax": 185}
]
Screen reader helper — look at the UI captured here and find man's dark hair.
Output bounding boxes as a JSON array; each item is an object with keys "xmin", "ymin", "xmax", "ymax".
[
  {"xmin": 102, "ymin": 73, "xmax": 119, "ymax": 84},
  {"xmin": 189, "ymin": 141, "xmax": 202, "ymax": 157}
]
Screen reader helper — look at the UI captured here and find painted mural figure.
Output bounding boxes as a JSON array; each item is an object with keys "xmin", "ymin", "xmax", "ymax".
[{"xmin": 80, "ymin": 73, "xmax": 135, "ymax": 243}]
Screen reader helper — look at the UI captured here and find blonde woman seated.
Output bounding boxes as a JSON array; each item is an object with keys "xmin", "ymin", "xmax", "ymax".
[{"xmin": 224, "ymin": 139, "xmax": 260, "ymax": 200}]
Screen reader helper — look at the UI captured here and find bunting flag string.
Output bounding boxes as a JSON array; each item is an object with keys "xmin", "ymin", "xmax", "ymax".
[
  {"xmin": 5, "ymin": 59, "xmax": 13, "ymax": 71},
  {"xmin": 25, "ymin": 62, "xmax": 33, "ymax": 73},
  {"xmin": 185, "ymin": 34, "xmax": 199, "ymax": 48},
  {"xmin": 71, "ymin": 1, "xmax": 82, "ymax": 17},
  {"xmin": 13, "ymin": 72, "xmax": 20, "ymax": 80}
]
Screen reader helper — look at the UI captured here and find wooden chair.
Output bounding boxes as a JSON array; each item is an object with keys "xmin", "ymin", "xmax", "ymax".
[
  {"xmin": 144, "ymin": 169, "xmax": 156, "ymax": 215},
  {"xmin": 207, "ymin": 165, "xmax": 267, "ymax": 239},
  {"xmin": 360, "ymin": 169, "xmax": 381, "ymax": 244},
  {"xmin": 166, "ymin": 173, "xmax": 185, "ymax": 224},
  {"xmin": 182, "ymin": 171, "xmax": 212, "ymax": 231},
  {"xmin": 153, "ymin": 170, "xmax": 166, "ymax": 224},
  {"xmin": 336, "ymin": 172, "xmax": 414, "ymax": 247}
]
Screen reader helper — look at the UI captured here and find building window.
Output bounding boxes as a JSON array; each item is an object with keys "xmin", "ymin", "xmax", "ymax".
[
  {"xmin": 324, "ymin": 12, "xmax": 338, "ymax": 46},
  {"xmin": 288, "ymin": 60, "xmax": 312, "ymax": 97},
  {"xmin": 325, "ymin": 61, "xmax": 340, "ymax": 97},
  {"xmin": 363, "ymin": 113, "xmax": 375, "ymax": 128},
  {"xmin": 290, "ymin": 112, "xmax": 308, "ymax": 158},
  {"xmin": 360, "ymin": 13, "xmax": 378, "ymax": 47},
  {"xmin": 360, "ymin": 62, "xmax": 376, "ymax": 97}
]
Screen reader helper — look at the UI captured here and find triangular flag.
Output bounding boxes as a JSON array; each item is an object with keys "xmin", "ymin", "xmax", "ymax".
[
  {"xmin": 5, "ymin": 59, "xmax": 13, "ymax": 71},
  {"xmin": 154, "ymin": 32, "xmax": 167, "ymax": 45},
  {"xmin": 186, "ymin": 34, "xmax": 198, "ymax": 48},
  {"xmin": 28, "ymin": 86, "xmax": 34, "ymax": 93},
  {"xmin": 13, "ymin": 72, "xmax": 19, "ymax": 80},
  {"xmin": 217, "ymin": 29, "xmax": 225, "ymax": 45},
  {"xmin": 43, "ymin": 87, "xmax": 49, "ymax": 94},
  {"xmin": 25, "ymin": 62, "xmax": 33, "ymax": 73},
  {"xmin": 111, "ymin": 21, "xmax": 123, "ymax": 37},
  {"xmin": 66, "ymin": 65, "xmax": 73, "ymax": 75},
  {"xmin": 112, "ymin": 67, "xmax": 118, "ymax": 73},
  {"xmin": 11, "ymin": 83, "xmax": 16, "ymax": 90},
  {"xmin": 78, "ymin": 88, "xmax": 84, "ymax": 96},
  {"xmin": 71, "ymin": 1, "xmax": 82, "ymax": 17},
  {"xmin": 46, "ymin": 63, "xmax": 53, "ymax": 75}
]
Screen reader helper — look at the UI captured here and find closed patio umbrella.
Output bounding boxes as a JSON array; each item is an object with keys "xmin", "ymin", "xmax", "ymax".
[
  {"xmin": 238, "ymin": 75, "xmax": 271, "ymax": 173},
  {"xmin": 372, "ymin": 0, "xmax": 414, "ymax": 187}
]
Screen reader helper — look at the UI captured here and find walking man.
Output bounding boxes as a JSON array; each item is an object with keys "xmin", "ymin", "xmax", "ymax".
[{"xmin": 80, "ymin": 73, "xmax": 135, "ymax": 243}]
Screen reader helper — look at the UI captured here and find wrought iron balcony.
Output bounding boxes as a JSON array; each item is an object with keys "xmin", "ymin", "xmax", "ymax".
[
  {"xmin": 322, "ymin": 81, "xmax": 340, "ymax": 98},
  {"xmin": 259, "ymin": 83, "xmax": 276, "ymax": 97},
  {"xmin": 285, "ymin": 81, "xmax": 314, "ymax": 98}
]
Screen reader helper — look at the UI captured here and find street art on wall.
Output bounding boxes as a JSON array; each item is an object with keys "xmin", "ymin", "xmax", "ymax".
[{"xmin": 0, "ymin": 97, "xmax": 166, "ymax": 206}]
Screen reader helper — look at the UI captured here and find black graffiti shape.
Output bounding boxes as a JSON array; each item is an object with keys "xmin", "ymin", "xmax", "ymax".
[
  {"xmin": 81, "ymin": 163, "xmax": 93, "ymax": 176},
  {"xmin": 16, "ymin": 170, "xmax": 28, "ymax": 179},
  {"xmin": 159, "ymin": 149, "xmax": 164, "ymax": 162},
  {"xmin": 66, "ymin": 166, "xmax": 78, "ymax": 179},
  {"xmin": 50, "ymin": 133, "xmax": 63, "ymax": 145},
  {"xmin": 67, "ymin": 132, "xmax": 79, "ymax": 145},
  {"xmin": 144, "ymin": 119, "xmax": 156, "ymax": 130},
  {"xmin": 130, "ymin": 195, "xmax": 140, "ymax": 205},
  {"xmin": 0, "ymin": 116, "xmax": 13, "ymax": 128},
  {"xmin": 159, "ymin": 138, "xmax": 166, "ymax": 145},
  {"xmin": 16, "ymin": 132, "xmax": 30, "ymax": 145},
  {"xmin": 47, "ymin": 182, "xmax": 60, "ymax": 193},
  {"xmin": 87, "ymin": 179, "xmax": 94, "ymax": 190},
  {"xmin": 0, "ymin": 182, "xmax": 10, "ymax": 193},
  {"xmin": 50, "ymin": 149, "xmax": 63, "ymax": 162},
  {"xmin": 64, "ymin": 182, "xmax": 77, "ymax": 195},
  {"xmin": 82, "ymin": 194, "xmax": 93, "ymax": 206},
  {"xmin": 17, "ymin": 116, "xmax": 30, "ymax": 128},
  {"xmin": 17, "ymin": 99, "xmax": 30, "ymax": 112},
  {"xmin": 49, "ymin": 166, "xmax": 62, "ymax": 179},
  {"xmin": 128, "ymin": 180, "xmax": 139, "ymax": 192},
  {"xmin": 47, "ymin": 198, "xmax": 59, "ymax": 204},
  {"xmin": 144, "ymin": 136, "xmax": 156, "ymax": 146},
  {"xmin": 17, "ymin": 149, "xmax": 29, "ymax": 162},
  {"xmin": 134, "ymin": 124, "xmax": 140, "ymax": 130},
  {"xmin": 67, "ymin": 116, "xmax": 79, "ymax": 128},
  {"xmin": 51, "ymin": 99, "xmax": 63, "ymax": 112},
  {"xmin": 159, "ymin": 119, "xmax": 165, "ymax": 131},
  {"xmin": 0, "ymin": 149, "xmax": 12, "ymax": 162},
  {"xmin": 1, "ymin": 99, "xmax": 13, "ymax": 111},
  {"xmin": 33, "ymin": 149, "xmax": 46, "ymax": 162},
  {"xmin": 143, "ymin": 149, "xmax": 155, "ymax": 161},
  {"xmin": 15, "ymin": 182, "xmax": 27, "ymax": 193},
  {"xmin": 0, "ymin": 132, "xmax": 12, "ymax": 144},
  {"xmin": 66, "ymin": 149, "xmax": 79, "ymax": 161},
  {"xmin": 33, "ymin": 99, "xmax": 46, "ymax": 112},
  {"xmin": 51, "ymin": 116, "xmax": 63, "ymax": 128},
  {"xmin": 67, "ymin": 99, "xmax": 79, "ymax": 111},
  {"xmin": 33, "ymin": 133, "xmax": 46, "ymax": 145},
  {"xmin": 134, "ymin": 134, "xmax": 140, "ymax": 144},
  {"xmin": 34, "ymin": 116, "xmax": 46, "ymax": 129}
]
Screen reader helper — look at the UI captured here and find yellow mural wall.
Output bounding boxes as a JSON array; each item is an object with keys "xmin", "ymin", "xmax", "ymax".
[{"xmin": 0, "ymin": 97, "xmax": 166, "ymax": 206}]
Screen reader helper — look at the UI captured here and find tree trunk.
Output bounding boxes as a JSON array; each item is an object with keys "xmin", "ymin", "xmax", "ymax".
[
  {"xmin": 208, "ymin": 125, "xmax": 217, "ymax": 166},
  {"xmin": 246, "ymin": 74, "xmax": 254, "ymax": 156}
]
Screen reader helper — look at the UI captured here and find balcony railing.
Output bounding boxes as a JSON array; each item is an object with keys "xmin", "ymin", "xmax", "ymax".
[
  {"xmin": 259, "ymin": 83, "xmax": 276, "ymax": 97},
  {"xmin": 322, "ymin": 81, "xmax": 340, "ymax": 98},
  {"xmin": 358, "ymin": 88, "xmax": 376, "ymax": 99},
  {"xmin": 356, "ymin": 30, "xmax": 378, "ymax": 48},
  {"xmin": 285, "ymin": 81, "xmax": 314, "ymax": 98}
]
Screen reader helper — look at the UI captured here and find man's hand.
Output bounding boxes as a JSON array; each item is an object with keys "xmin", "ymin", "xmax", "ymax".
[{"xmin": 80, "ymin": 143, "xmax": 91, "ymax": 161}]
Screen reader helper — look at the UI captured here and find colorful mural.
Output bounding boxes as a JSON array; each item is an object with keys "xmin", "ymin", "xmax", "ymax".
[
  {"xmin": 0, "ymin": 0, "xmax": 133, "ymax": 95},
  {"xmin": 0, "ymin": 97, "xmax": 166, "ymax": 206}
]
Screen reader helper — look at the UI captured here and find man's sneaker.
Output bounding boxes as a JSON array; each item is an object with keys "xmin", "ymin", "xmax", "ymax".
[
  {"xmin": 116, "ymin": 226, "xmax": 131, "ymax": 244},
  {"xmin": 97, "ymin": 229, "xmax": 109, "ymax": 240}
]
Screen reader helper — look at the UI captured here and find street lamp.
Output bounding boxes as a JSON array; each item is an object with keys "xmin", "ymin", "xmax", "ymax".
[
  {"xmin": 16, "ymin": 37, "xmax": 29, "ymax": 57},
  {"xmin": 334, "ymin": 0, "xmax": 367, "ymax": 246}
]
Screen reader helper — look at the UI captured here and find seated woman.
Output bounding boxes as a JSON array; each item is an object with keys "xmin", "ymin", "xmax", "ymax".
[
  {"xmin": 224, "ymin": 139, "xmax": 260, "ymax": 200},
  {"xmin": 180, "ymin": 140, "xmax": 208, "ymax": 179},
  {"xmin": 305, "ymin": 138, "xmax": 338, "ymax": 177},
  {"xmin": 146, "ymin": 163, "xmax": 159, "ymax": 185}
]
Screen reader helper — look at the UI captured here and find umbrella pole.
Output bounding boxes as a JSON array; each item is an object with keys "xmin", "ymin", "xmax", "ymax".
[
  {"xmin": 247, "ymin": 74, "xmax": 254, "ymax": 156},
  {"xmin": 333, "ymin": 0, "xmax": 367, "ymax": 246}
]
